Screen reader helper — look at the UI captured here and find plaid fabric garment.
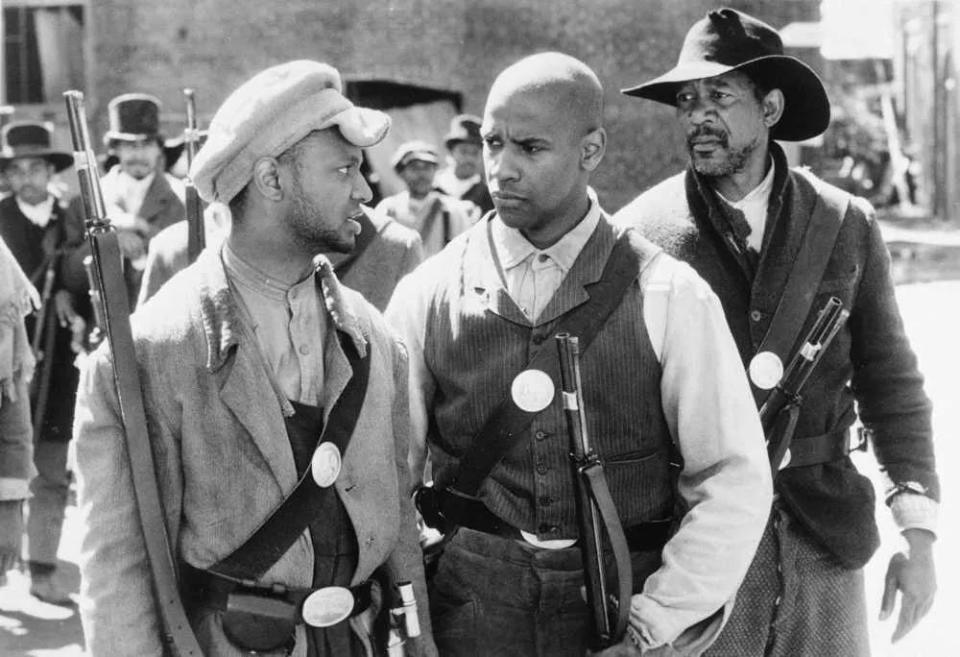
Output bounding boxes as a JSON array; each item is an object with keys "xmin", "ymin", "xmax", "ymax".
[{"xmin": 705, "ymin": 505, "xmax": 870, "ymax": 657}]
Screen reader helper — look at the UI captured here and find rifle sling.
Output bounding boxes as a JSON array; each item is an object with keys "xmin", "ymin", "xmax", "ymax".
[
  {"xmin": 93, "ymin": 230, "xmax": 204, "ymax": 656},
  {"xmin": 208, "ymin": 330, "xmax": 371, "ymax": 582},
  {"xmin": 448, "ymin": 230, "xmax": 654, "ymax": 498},
  {"xmin": 583, "ymin": 463, "xmax": 632, "ymax": 643},
  {"xmin": 753, "ymin": 181, "xmax": 850, "ymax": 409}
]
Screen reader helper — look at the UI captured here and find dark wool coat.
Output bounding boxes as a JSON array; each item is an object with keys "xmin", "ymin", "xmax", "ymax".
[{"xmin": 615, "ymin": 144, "xmax": 938, "ymax": 569}]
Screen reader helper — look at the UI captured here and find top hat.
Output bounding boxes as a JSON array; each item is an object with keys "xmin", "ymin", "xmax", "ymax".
[
  {"xmin": 621, "ymin": 8, "xmax": 830, "ymax": 141},
  {"xmin": 0, "ymin": 121, "xmax": 73, "ymax": 172},
  {"xmin": 443, "ymin": 114, "xmax": 483, "ymax": 150},
  {"xmin": 103, "ymin": 93, "xmax": 166, "ymax": 144},
  {"xmin": 391, "ymin": 140, "xmax": 440, "ymax": 172}
]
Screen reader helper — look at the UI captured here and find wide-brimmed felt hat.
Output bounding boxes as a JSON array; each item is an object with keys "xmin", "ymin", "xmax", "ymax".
[
  {"xmin": 621, "ymin": 8, "xmax": 830, "ymax": 141},
  {"xmin": 0, "ymin": 121, "xmax": 73, "ymax": 172},
  {"xmin": 190, "ymin": 60, "xmax": 391, "ymax": 204},
  {"xmin": 444, "ymin": 114, "xmax": 482, "ymax": 150},
  {"xmin": 391, "ymin": 140, "xmax": 439, "ymax": 172}
]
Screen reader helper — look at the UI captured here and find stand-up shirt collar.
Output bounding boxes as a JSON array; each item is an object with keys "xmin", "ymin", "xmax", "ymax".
[
  {"xmin": 715, "ymin": 158, "xmax": 776, "ymax": 252},
  {"xmin": 16, "ymin": 195, "xmax": 56, "ymax": 228},
  {"xmin": 221, "ymin": 240, "xmax": 311, "ymax": 300},
  {"xmin": 491, "ymin": 188, "xmax": 601, "ymax": 273}
]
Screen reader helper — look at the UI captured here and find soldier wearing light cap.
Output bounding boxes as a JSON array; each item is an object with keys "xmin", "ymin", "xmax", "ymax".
[{"xmin": 75, "ymin": 60, "xmax": 436, "ymax": 657}]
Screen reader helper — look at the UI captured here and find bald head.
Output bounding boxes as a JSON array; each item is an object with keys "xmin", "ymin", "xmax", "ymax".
[
  {"xmin": 481, "ymin": 52, "xmax": 607, "ymax": 249},
  {"xmin": 488, "ymin": 52, "xmax": 604, "ymax": 142}
]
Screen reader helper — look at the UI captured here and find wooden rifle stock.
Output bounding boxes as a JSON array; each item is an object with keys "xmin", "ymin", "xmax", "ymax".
[
  {"xmin": 63, "ymin": 90, "xmax": 204, "ymax": 657},
  {"xmin": 183, "ymin": 88, "xmax": 205, "ymax": 263},
  {"xmin": 556, "ymin": 333, "xmax": 631, "ymax": 650}
]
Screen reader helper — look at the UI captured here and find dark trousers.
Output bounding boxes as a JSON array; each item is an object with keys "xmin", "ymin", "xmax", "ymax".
[{"xmin": 429, "ymin": 527, "xmax": 665, "ymax": 657}]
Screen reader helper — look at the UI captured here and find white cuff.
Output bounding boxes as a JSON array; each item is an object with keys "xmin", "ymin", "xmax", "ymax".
[
  {"xmin": 0, "ymin": 477, "xmax": 30, "ymax": 501},
  {"xmin": 890, "ymin": 491, "xmax": 938, "ymax": 536}
]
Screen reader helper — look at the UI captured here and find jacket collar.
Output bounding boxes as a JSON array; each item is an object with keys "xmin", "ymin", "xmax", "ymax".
[{"xmin": 196, "ymin": 244, "xmax": 368, "ymax": 373}]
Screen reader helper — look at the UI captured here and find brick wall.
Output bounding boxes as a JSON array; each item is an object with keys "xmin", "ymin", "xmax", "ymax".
[{"xmin": 84, "ymin": 0, "xmax": 818, "ymax": 210}]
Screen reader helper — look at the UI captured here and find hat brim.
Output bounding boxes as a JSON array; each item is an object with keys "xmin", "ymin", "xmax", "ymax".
[
  {"xmin": 621, "ymin": 55, "xmax": 830, "ymax": 142},
  {"xmin": 0, "ymin": 150, "xmax": 74, "ymax": 173}
]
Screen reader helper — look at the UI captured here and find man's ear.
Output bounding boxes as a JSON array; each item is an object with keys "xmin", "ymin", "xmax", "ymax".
[
  {"xmin": 761, "ymin": 89, "xmax": 786, "ymax": 130},
  {"xmin": 251, "ymin": 156, "xmax": 283, "ymax": 201},
  {"xmin": 581, "ymin": 127, "xmax": 606, "ymax": 172}
]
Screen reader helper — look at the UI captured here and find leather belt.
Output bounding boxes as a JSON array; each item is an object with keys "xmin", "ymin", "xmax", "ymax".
[
  {"xmin": 440, "ymin": 493, "xmax": 674, "ymax": 552},
  {"xmin": 183, "ymin": 566, "xmax": 373, "ymax": 623},
  {"xmin": 781, "ymin": 426, "xmax": 867, "ymax": 470}
]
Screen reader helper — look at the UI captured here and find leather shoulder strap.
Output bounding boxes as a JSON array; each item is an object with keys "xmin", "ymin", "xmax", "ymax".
[
  {"xmin": 209, "ymin": 329, "xmax": 371, "ymax": 582},
  {"xmin": 752, "ymin": 175, "xmax": 850, "ymax": 405},
  {"xmin": 451, "ymin": 229, "xmax": 658, "ymax": 496}
]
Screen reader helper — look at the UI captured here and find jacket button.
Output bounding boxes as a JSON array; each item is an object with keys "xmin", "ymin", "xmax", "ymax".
[
  {"xmin": 531, "ymin": 334, "xmax": 545, "ymax": 345},
  {"xmin": 536, "ymin": 463, "xmax": 549, "ymax": 475},
  {"xmin": 750, "ymin": 310, "xmax": 763, "ymax": 322},
  {"xmin": 535, "ymin": 430, "xmax": 549, "ymax": 441},
  {"xmin": 539, "ymin": 495, "xmax": 553, "ymax": 506}
]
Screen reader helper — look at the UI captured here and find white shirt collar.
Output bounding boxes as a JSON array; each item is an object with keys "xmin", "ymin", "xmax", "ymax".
[
  {"xmin": 717, "ymin": 159, "xmax": 776, "ymax": 251},
  {"xmin": 491, "ymin": 189, "xmax": 602, "ymax": 273},
  {"xmin": 16, "ymin": 195, "xmax": 56, "ymax": 228}
]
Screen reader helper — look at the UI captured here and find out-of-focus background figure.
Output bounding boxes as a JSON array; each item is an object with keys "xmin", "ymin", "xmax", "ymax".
[
  {"xmin": 0, "ymin": 121, "xmax": 87, "ymax": 607},
  {"xmin": 376, "ymin": 140, "xmax": 476, "ymax": 257},
  {"xmin": 434, "ymin": 113, "xmax": 494, "ymax": 216}
]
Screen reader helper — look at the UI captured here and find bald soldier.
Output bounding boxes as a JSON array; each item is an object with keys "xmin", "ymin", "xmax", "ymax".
[{"xmin": 386, "ymin": 53, "xmax": 771, "ymax": 656}]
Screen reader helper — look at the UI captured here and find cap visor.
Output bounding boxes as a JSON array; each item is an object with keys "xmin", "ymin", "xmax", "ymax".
[{"xmin": 334, "ymin": 106, "xmax": 390, "ymax": 148}]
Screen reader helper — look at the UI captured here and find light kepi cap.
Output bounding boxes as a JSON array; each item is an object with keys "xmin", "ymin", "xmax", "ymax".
[{"xmin": 191, "ymin": 60, "xmax": 391, "ymax": 203}]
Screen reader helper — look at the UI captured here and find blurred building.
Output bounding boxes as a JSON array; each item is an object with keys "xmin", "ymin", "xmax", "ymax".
[{"xmin": 2, "ymin": 0, "xmax": 821, "ymax": 210}]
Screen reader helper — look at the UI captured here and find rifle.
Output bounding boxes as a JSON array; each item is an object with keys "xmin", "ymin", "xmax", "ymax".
[
  {"xmin": 556, "ymin": 333, "xmax": 632, "ymax": 651},
  {"xmin": 29, "ymin": 257, "xmax": 59, "ymax": 432},
  {"xmin": 63, "ymin": 90, "xmax": 204, "ymax": 656},
  {"xmin": 761, "ymin": 296, "xmax": 849, "ymax": 472},
  {"xmin": 183, "ymin": 88, "xmax": 205, "ymax": 263}
]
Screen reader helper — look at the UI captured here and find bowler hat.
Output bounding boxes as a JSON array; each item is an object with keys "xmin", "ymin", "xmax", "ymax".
[
  {"xmin": 443, "ymin": 114, "xmax": 482, "ymax": 150},
  {"xmin": 0, "ymin": 121, "xmax": 73, "ymax": 172},
  {"xmin": 391, "ymin": 141, "xmax": 439, "ymax": 172},
  {"xmin": 621, "ymin": 8, "xmax": 830, "ymax": 141}
]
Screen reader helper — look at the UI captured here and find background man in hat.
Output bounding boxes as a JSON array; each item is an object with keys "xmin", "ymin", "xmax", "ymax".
[
  {"xmin": 75, "ymin": 59, "xmax": 434, "ymax": 657},
  {"xmin": 136, "ymin": 201, "xmax": 423, "ymax": 312},
  {"xmin": 434, "ymin": 114, "xmax": 494, "ymax": 215},
  {"xmin": 387, "ymin": 51, "xmax": 771, "ymax": 657},
  {"xmin": 0, "ymin": 121, "xmax": 89, "ymax": 605},
  {"xmin": 615, "ymin": 9, "xmax": 939, "ymax": 656},
  {"xmin": 376, "ymin": 140, "xmax": 476, "ymax": 258},
  {"xmin": 94, "ymin": 93, "xmax": 186, "ymax": 301}
]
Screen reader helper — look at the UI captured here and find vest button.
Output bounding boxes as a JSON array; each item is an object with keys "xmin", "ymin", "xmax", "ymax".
[
  {"xmin": 750, "ymin": 310, "xmax": 763, "ymax": 322},
  {"xmin": 535, "ymin": 430, "xmax": 549, "ymax": 441},
  {"xmin": 536, "ymin": 462, "xmax": 549, "ymax": 475},
  {"xmin": 531, "ymin": 334, "xmax": 546, "ymax": 345},
  {"xmin": 539, "ymin": 495, "xmax": 553, "ymax": 506},
  {"xmin": 538, "ymin": 523, "xmax": 557, "ymax": 534}
]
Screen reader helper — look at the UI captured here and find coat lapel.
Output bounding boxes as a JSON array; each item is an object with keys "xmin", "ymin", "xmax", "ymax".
[
  {"xmin": 138, "ymin": 173, "xmax": 174, "ymax": 224},
  {"xmin": 219, "ymin": 338, "xmax": 298, "ymax": 491},
  {"xmin": 534, "ymin": 215, "xmax": 614, "ymax": 327}
]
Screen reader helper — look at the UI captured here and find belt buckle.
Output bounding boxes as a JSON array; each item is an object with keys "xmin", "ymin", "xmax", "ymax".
[{"xmin": 301, "ymin": 586, "xmax": 355, "ymax": 628}]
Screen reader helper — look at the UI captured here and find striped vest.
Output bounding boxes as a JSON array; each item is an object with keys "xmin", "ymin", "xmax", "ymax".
[{"xmin": 424, "ymin": 216, "xmax": 676, "ymax": 541}]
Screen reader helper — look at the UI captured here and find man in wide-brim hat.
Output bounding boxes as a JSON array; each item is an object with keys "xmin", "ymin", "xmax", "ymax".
[
  {"xmin": 0, "ymin": 121, "xmax": 89, "ymax": 606},
  {"xmin": 615, "ymin": 8, "xmax": 938, "ymax": 656}
]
